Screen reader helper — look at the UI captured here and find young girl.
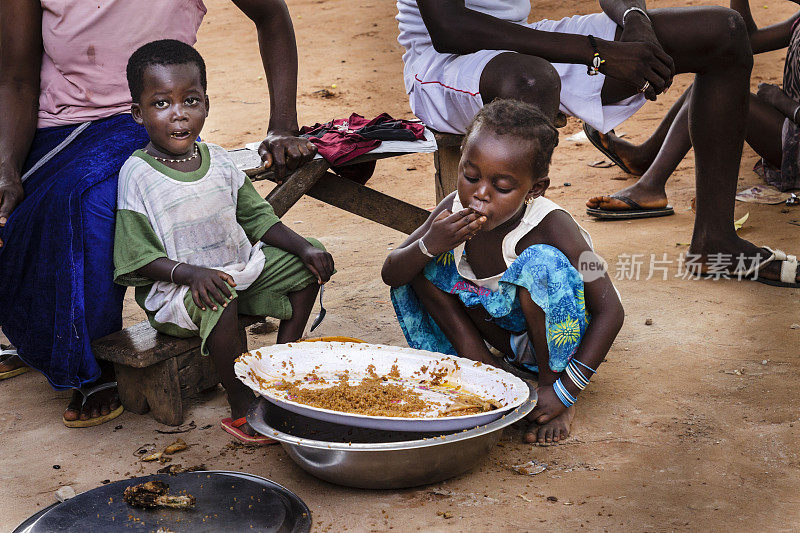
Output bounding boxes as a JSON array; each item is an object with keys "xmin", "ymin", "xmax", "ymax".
[
  {"xmin": 383, "ymin": 100, "xmax": 624, "ymax": 445},
  {"xmin": 114, "ymin": 40, "xmax": 334, "ymax": 445}
]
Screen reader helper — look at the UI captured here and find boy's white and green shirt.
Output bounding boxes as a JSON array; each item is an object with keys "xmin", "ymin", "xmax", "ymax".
[{"xmin": 114, "ymin": 142, "xmax": 280, "ymax": 331}]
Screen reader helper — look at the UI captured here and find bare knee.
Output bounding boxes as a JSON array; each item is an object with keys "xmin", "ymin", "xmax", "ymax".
[
  {"xmin": 483, "ymin": 55, "xmax": 561, "ymax": 120},
  {"xmin": 702, "ymin": 7, "xmax": 753, "ymax": 70}
]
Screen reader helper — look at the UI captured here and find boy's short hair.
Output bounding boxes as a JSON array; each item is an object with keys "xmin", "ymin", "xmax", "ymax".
[
  {"xmin": 126, "ymin": 39, "xmax": 207, "ymax": 103},
  {"xmin": 464, "ymin": 99, "xmax": 559, "ymax": 180}
]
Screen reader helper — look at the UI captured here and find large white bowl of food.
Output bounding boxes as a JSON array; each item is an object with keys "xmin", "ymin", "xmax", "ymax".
[{"xmin": 234, "ymin": 341, "xmax": 529, "ymax": 432}]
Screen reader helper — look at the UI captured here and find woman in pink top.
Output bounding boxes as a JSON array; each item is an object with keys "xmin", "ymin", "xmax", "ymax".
[{"xmin": 0, "ymin": 0, "xmax": 317, "ymax": 427}]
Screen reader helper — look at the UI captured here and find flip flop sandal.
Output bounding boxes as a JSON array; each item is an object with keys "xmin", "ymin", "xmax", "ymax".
[
  {"xmin": 221, "ymin": 417, "xmax": 277, "ymax": 446},
  {"xmin": 583, "ymin": 123, "xmax": 638, "ymax": 176},
  {"xmin": 742, "ymin": 247, "xmax": 800, "ymax": 288},
  {"xmin": 696, "ymin": 247, "xmax": 800, "ymax": 288},
  {"xmin": 586, "ymin": 194, "xmax": 674, "ymax": 220},
  {"xmin": 62, "ymin": 381, "xmax": 124, "ymax": 428},
  {"xmin": 0, "ymin": 348, "xmax": 30, "ymax": 380}
]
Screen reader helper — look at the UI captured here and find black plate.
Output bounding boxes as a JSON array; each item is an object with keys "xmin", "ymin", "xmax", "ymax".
[{"xmin": 13, "ymin": 471, "xmax": 311, "ymax": 533}]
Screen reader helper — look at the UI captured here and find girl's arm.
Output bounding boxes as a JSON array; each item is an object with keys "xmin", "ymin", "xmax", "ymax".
[
  {"xmin": 525, "ymin": 211, "xmax": 625, "ymax": 423},
  {"xmin": 259, "ymin": 222, "xmax": 334, "ymax": 284},
  {"xmin": 0, "ymin": 0, "xmax": 42, "ymax": 233},
  {"xmin": 730, "ymin": 0, "xmax": 800, "ymax": 53},
  {"xmin": 381, "ymin": 192, "xmax": 485, "ymax": 287}
]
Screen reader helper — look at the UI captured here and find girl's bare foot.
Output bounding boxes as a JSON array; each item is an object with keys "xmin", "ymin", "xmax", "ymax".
[
  {"xmin": 525, "ymin": 405, "xmax": 575, "ymax": 445},
  {"xmin": 586, "ymin": 182, "xmax": 669, "ymax": 212}
]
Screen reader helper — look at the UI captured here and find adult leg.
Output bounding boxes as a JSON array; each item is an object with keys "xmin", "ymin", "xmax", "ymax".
[
  {"xmin": 479, "ymin": 53, "xmax": 562, "ymax": 124},
  {"xmin": 588, "ymin": 90, "xmax": 786, "ymax": 212},
  {"xmin": 64, "ymin": 172, "xmax": 128, "ymax": 423},
  {"xmin": 744, "ymin": 94, "xmax": 784, "ymax": 167},
  {"xmin": 587, "ymin": 89, "xmax": 691, "ymax": 212},
  {"xmin": 604, "ymin": 8, "xmax": 797, "ymax": 281},
  {"xmin": 592, "ymin": 85, "xmax": 693, "ymax": 177}
]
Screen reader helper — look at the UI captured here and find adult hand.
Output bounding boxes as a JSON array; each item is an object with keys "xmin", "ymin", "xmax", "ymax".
[
  {"xmin": 258, "ymin": 130, "xmax": 317, "ymax": 184},
  {"xmin": 756, "ymin": 82, "xmax": 787, "ymax": 109},
  {"xmin": 180, "ymin": 264, "xmax": 236, "ymax": 311},
  {"xmin": 421, "ymin": 208, "xmax": 486, "ymax": 256},
  {"xmin": 0, "ymin": 171, "xmax": 24, "ymax": 238},
  {"xmin": 529, "ymin": 384, "xmax": 567, "ymax": 425},
  {"xmin": 299, "ymin": 245, "xmax": 335, "ymax": 284},
  {"xmin": 600, "ymin": 17, "xmax": 675, "ymax": 101}
]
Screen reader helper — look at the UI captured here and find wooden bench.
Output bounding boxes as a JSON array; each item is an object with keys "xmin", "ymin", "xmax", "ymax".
[
  {"xmin": 92, "ymin": 315, "xmax": 261, "ymax": 425},
  {"xmin": 233, "ymin": 130, "xmax": 466, "ymax": 226}
]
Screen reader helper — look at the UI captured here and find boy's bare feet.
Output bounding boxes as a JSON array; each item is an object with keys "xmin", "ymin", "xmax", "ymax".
[
  {"xmin": 586, "ymin": 182, "xmax": 670, "ymax": 212},
  {"xmin": 525, "ymin": 405, "xmax": 575, "ymax": 445}
]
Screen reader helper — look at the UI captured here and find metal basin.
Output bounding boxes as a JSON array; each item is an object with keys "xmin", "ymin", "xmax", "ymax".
[{"xmin": 247, "ymin": 384, "xmax": 536, "ymax": 489}]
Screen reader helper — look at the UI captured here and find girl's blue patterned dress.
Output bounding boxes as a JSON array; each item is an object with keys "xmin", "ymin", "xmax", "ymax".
[{"xmin": 390, "ymin": 244, "xmax": 590, "ymax": 372}]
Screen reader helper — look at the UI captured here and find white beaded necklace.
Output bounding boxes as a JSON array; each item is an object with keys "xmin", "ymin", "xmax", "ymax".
[{"xmin": 145, "ymin": 144, "xmax": 198, "ymax": 163}]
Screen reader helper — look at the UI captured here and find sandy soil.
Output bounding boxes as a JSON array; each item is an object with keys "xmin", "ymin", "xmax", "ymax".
[{"xmin": 2, "ymin": 0, "xmax": 800, "ymax": 530}]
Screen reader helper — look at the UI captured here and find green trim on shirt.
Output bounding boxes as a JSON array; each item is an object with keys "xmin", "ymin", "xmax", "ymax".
[
  {"xmin": 132, "ymin": 142, "xmax": 211, "ymax": 182},
  {"xmin": 113, "ymin": 209, "xmax": 167, "ymax": 286},
  {"xmin": 236, "ymin": 177, "xmax": 281, "ymax": 242}
]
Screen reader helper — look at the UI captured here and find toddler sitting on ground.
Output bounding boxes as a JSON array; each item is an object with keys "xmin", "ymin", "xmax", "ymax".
[{"xmin": 383, "ymin": 100, "xmax": 624, "ymax": 444}]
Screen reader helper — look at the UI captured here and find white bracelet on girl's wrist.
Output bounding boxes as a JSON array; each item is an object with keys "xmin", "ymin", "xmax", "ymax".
[
  {"xmin": 793, "ymin": 104, "xmax": 800, "ymax": 124},
  {"xmin": 418, "ymin": 238, "xmax": 435, "ymax": 258}
]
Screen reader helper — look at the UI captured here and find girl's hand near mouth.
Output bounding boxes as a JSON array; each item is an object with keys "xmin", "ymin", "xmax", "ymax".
[{"xmin": 421, "ymin": 208, "xmax": 487, "ymax": 256}]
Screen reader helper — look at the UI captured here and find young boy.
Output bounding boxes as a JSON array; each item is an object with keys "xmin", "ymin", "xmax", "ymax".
[{"xmin": 114, "ymin": 40, "xmax": 334, "ymax": 444}]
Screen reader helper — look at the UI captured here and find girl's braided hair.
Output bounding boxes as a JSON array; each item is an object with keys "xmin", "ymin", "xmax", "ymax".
[{"xmin": 462, "ymin": 99, "xmax": 559, "ymax": 180}]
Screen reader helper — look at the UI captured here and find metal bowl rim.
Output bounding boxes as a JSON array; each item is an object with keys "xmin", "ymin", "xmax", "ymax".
[{"xmin": 247, "ymin": 386, "xmax": 536, "ymax": 452}]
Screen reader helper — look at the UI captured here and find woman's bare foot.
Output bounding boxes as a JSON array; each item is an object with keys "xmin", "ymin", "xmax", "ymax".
[
  {"xmin": 63, "ymin": 386, "xmax": 121, "ymax": 422},
  {"xmin": 586, "ymin": 182, "xmax": 670, "ymax": 212},
  {"xmin": 524, "ymin": 405, "xmax": 575, "ymax": 445}
]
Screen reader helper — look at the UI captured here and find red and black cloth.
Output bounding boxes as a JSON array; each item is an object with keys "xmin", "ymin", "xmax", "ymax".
[{"xmin": 300, "ymin": 113, "xmax": 425, "ymax": 183}]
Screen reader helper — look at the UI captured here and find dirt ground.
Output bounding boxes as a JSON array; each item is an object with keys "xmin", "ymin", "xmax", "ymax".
[{"xmin": 2, "ymin": 0, "xmax": 800, "ymax": 531}]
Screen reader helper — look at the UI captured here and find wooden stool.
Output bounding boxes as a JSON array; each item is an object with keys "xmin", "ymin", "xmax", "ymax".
[{"xmin": 93, "ymin": 315, "xmax": 262, "ymax": 425}]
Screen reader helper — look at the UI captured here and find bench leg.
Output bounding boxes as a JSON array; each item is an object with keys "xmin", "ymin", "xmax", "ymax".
[
  {"xmin": 115, "ymin": 364, "xmax": 150, "ymax": 415},
  {"xmin": 142, "ymin": 358, "xmax": 184, "ymax": 426},
  {"xmin": 434, "ymin": 144, "xmax": 461, "ymax": 203}
]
